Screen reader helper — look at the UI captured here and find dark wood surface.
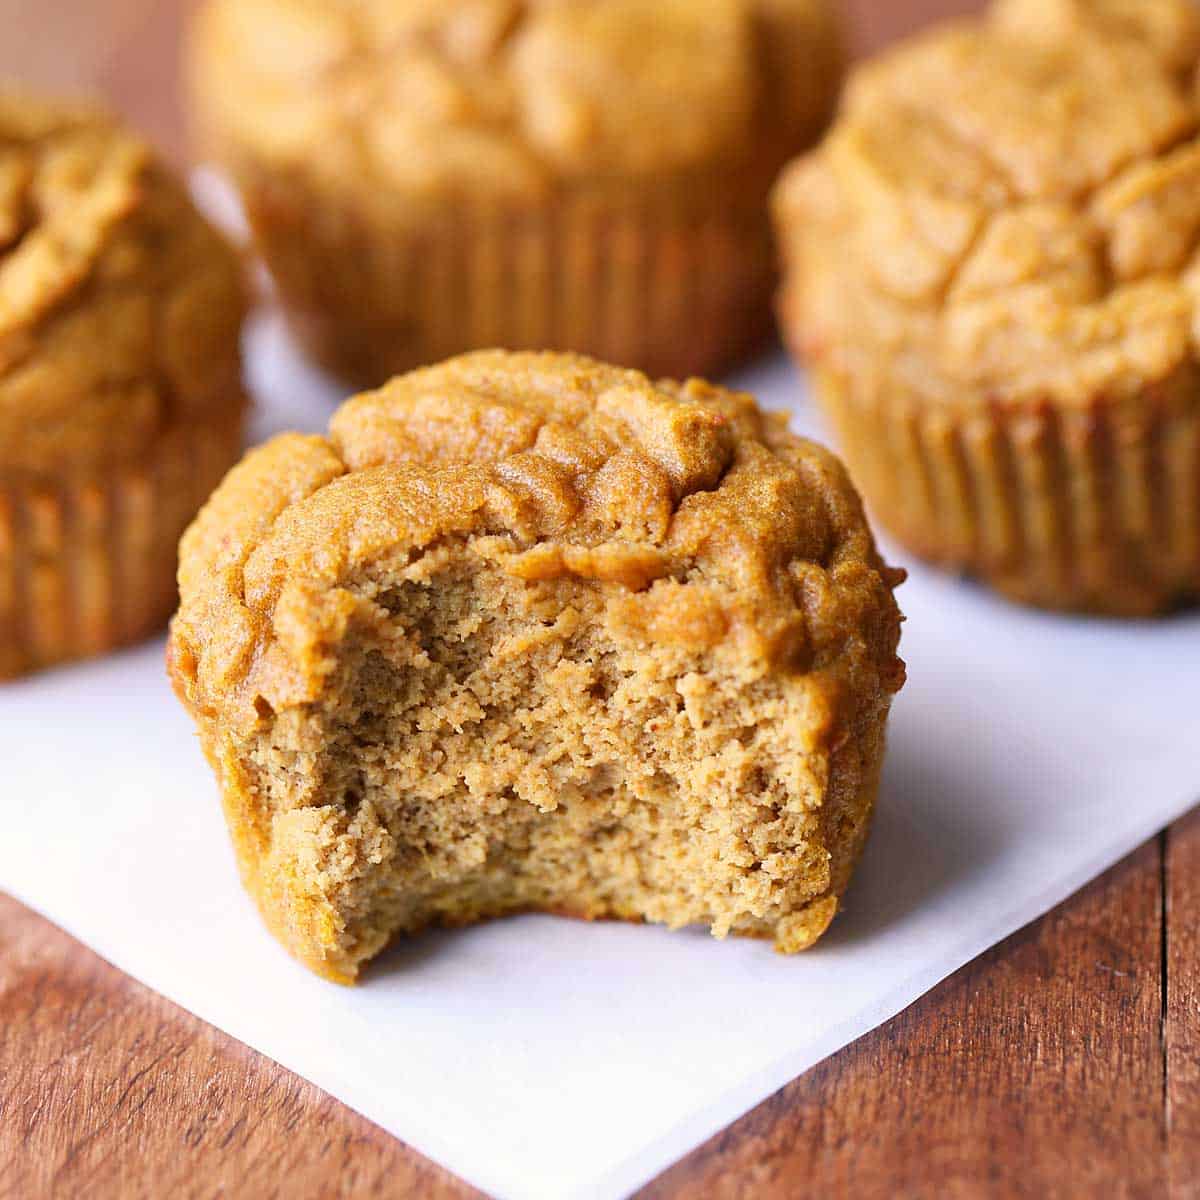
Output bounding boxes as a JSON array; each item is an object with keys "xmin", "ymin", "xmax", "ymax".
[{"xmin": 2, "ymin": 2, "xmax": 1196, "ymax": 1197}]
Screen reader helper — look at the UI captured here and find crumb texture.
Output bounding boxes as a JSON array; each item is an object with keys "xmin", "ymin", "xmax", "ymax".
[{"xmin": 170, "ymin": 352, "xmax": 903, "ymax": 981}]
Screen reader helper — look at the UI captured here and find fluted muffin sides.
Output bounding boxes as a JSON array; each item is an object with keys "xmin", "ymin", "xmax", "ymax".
[
  {"xmin": 0, "ymin": 96, "xmax": 247, "ymax": 678},
  {"xmin": 0, "ymin": 421, "xmax": 243, "ymax": 679},
  {"xmin": 815, "ymin": 369, "xmax": 1200, "ymax": 615},
  {"xmin": 168, "ymin": 351, "xmax": 903, "ymax": 981},
  {"xmin": 188, "ymin": 0, "xmax": 842, "ymax": 384},
  {"xmin": 774, "ymin": 0, "xmax": 1200, "ymax": 615},
  {"xmin": 236, "ymin": 180, "xmax": 780, "ymax": 386}
]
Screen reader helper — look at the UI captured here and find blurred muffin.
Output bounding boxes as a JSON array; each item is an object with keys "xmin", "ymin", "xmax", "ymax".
[
  {"xmin": 188, "ymin": 0, "xmax": 842, "ymax": 384},
  {"xmin": 774, "ymin": 0, "xmax": 1200, "ymax": 615},
  {"xmin": 0, "ymin": 96, "xmax": 247, "ymax": 679},
  {"xmin": 168, "ymin": 350, "xmax": 904, "ymax": 981}
]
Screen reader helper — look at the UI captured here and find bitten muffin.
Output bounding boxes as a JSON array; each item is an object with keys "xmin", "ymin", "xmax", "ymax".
[
  {"xmin": 168, "ymin": 351, "xmax": 904, "ymax": 982},
  {"xmin": 187, "ymin": 0, "xmax": 842, "ymax": 385},
  {"xmin": 0, "ymin": 95, "xmax": 247, "ymax": 679},
  {"xmin": 774, "ymin": 0, "xmax": 1200, "ymax": 615}
]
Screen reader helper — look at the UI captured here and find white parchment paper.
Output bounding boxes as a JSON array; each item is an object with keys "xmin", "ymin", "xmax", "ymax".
[{"xmin": 2, "ymin": 314, "xmax": 1197, "ymax": 1200}]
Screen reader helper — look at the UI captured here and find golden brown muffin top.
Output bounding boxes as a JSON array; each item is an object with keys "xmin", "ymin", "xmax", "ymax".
[
  {"xmin": 774, "ymin": 0, "xmax": 1200, "ymax": 408},
  {"xmin": 0, "ymin": 95, "xmax": 246, "ymax": 479},
  {"xmin": 170, "ymin": 351, "xmax": 903, "ymax": 733},
  {"xmin": 190, "ymin": 0, "xmax": 841, "ymax": 198}
]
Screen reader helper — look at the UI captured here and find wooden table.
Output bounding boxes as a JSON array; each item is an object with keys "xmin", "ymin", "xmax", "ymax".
[{"xmin": 2, "ymin": 2, "xmax": 1197, "ymax": 1195}]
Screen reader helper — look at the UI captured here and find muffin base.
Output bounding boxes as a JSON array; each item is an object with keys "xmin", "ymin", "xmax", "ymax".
[
  {"xmin": 242, "ymin": 175, "xmax": 778, "ymax": 385},
  {"xmin": 814, "ymin": 368, "xmax": 1200, "ymax": 615},
  {"xmin": 0, "ymin": 414, "xmax": 244, "ymax": 679}
]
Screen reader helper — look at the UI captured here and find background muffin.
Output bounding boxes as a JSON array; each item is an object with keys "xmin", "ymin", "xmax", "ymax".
[
  {"xmin": 774, "ymin": 0, "xmax": 1200, "ymax": 615},
  {"xmin": 168, "ymin": 350, "xmax": 904, "ymax": 982},
  {"xmin": 188, "ymin": 0, "xmax": 842, "ymax": 385},
  {"xmin": 0, "ymin": 95, "xmax": 247, "ymax": 679}
]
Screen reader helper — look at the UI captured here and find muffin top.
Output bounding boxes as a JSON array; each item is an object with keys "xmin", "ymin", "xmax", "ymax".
[
  {"xmin": 190, "ymin": 0, "xmax": 841, "ymax": 200},
  {"xmin": 170, "ymin": 351, "xmax": 903, "ymax": 732},
  {"xmin": 774, "ymin": 0, "xmax": 1200, "ymax": 408},
  {"xmin": 0, "ymin": 95, "xmax": 245, "ymax": 480}
]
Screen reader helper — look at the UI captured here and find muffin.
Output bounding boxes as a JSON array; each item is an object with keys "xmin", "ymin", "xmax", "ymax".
[
  {"xmin": 167, "ymin": 350, "xmax": 904, "ymax": 982},
  {"xmin": 774, "ymin": 0, "xmax": 1200, "ymax": 615},
  {"xmin": 187, "ymin": 0, "xmax": 842, "ymax": 385},
  {"xmin": 0, "ymin": 96, "xmax": 247, "ymax": 679}
]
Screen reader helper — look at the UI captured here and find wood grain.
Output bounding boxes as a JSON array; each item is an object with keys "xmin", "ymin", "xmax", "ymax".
[
  {"xmin": 0, "ymin": 892, "xmax": 482, "ymax": 1200},
  {"xmin": 1, "ymin": 1, "xmax": 1196, "ymax": 1198},
  {"xmin": 1167, "ymin": 812, "xmax": 1200, "ymax": 1200}
]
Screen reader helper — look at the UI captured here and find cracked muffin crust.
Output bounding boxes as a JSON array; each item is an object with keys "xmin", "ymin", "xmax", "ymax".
[
  {"xmin": 168, "ymin": 351, "xmax": 904, "ymax": 982},
  {"xmin": 0, "ymin": 95, "xmax": 247, "ymax": 679},
  {"xmin": 188, "ymin": 0, "xmax": 842, "ymax": 383},
  {"xmin": 774, "ymin": 0, "xmax": 1200, "ymax": 614}
]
